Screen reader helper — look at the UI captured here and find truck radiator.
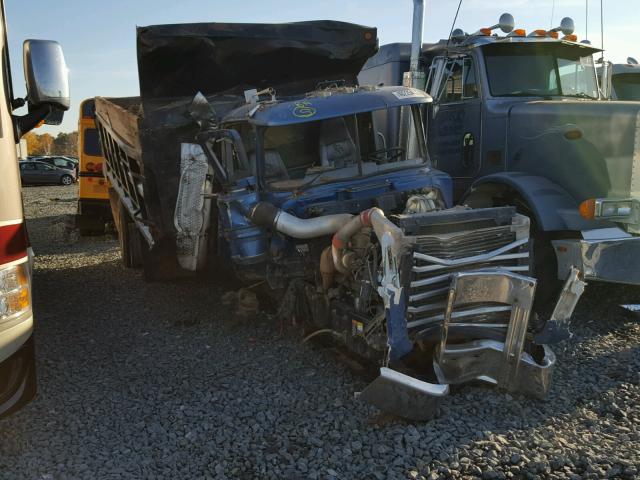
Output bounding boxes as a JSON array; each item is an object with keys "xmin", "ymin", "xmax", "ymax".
[{"xmin": 392, "ymin": 208, "xmax": 530, "ymax": 335}]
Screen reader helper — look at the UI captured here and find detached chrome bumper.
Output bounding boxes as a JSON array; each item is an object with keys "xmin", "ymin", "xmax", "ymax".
[{"xmin": 553, "ymin": 228, "xmax": 640, "ymax": 284}]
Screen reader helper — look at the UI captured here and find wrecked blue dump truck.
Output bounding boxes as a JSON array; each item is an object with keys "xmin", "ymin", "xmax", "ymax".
[{"xmin": 95, "ymin": 21, "xmax": 583, "ymax": 420}]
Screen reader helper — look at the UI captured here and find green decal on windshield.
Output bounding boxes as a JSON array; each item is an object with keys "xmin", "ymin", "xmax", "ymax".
[{"xmin": 293, "ymin": 101, "xmax": 316, "ymax": 118}]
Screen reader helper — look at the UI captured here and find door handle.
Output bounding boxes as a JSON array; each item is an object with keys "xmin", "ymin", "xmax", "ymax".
[{"xmin": 462, "ymin": 133, "xmax": 474, "ymax": 168}]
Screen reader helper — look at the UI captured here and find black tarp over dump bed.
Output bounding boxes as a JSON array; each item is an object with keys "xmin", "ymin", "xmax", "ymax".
[
  {"xmin": 137, "ymin": 21, "xmax": 378, "ymax": 99},
  {"xmin": 97, "ymin": 21, "xmax": 378, "ymax": 244}
]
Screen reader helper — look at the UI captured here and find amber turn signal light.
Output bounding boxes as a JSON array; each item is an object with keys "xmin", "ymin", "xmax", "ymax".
[{"xmin": 579, "ymin": 198, "xmax": 596, "ymax": 220}]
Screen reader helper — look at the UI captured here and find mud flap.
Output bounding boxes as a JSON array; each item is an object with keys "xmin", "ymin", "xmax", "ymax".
[
  {"xmin": 533, "ymin": 267, "xmax": 586, "ymax": 344},
  {"xmin": 359, "ymin": 367, "xmax": 448, "ymax": 421}
]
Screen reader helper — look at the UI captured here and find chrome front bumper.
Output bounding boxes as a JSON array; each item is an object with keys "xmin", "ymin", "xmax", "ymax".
[{"xmin": 553, "ymin": 228, "xmax": 640, "ymax": 284}]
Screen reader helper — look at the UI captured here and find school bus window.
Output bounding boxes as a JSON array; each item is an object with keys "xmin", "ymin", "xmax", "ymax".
[
  {"xmin": 81, "ymin": 100, "xmax": 95, "ymax": 119},
  {"xmin": 84, "ymin": 128, "xmax": 102, "ymax": 156}
]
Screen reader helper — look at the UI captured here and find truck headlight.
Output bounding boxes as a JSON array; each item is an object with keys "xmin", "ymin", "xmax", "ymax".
[
  {"xmin": 579, "ymin": 198, "xmax": 636, "ymax": 221},
  {"xmin": 0, "ymin": 262, "xmax": 31, "ymax": 323},
  {"xmin": 600, "ymin": 200, "xmax": 632, "ymax": 218}
]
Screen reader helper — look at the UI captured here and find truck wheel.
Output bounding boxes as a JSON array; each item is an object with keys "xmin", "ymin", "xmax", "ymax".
[
  {"xmin": 529, "ymin": 224, "xmax": 561, "ymax": 316},
  {"xmin": 127, "ymin": 223, "xmax": 144, "ymax": 268},
  {"xmin": 118, "ymin": 204, "xmax": 135, "ymax": 268}
]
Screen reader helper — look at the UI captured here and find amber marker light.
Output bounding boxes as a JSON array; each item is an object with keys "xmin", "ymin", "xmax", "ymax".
[{"xmin": 579, "ymin": 199, "xmax": 596, "ymax": 220}]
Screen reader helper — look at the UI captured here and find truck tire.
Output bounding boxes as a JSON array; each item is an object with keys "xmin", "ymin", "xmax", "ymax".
[
  {"xmin": 117, "ymin": 203, "xmax": 144, "ymax": 269},
  {"xmin": 505, "ymin": 196, "xmax": 561, "ymax": 317},
  {"xmin": 529, "ymin": 223, "xmax": 561, "ymax": 317},
  {"xmin": 118, "ymin": 204, "xmax": 135, "ymax": 268}
]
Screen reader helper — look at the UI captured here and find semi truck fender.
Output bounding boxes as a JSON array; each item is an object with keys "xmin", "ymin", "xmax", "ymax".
[{"xmin": 461, "ymin": 172, "xmax": 604, "ymax": 232}]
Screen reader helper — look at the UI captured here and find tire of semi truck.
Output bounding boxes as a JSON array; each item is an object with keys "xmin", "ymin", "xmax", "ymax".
[
  {"xmin": 116, "ymin": 201, "xmax": 143, "ymax": 269},
  {"xmin": 509, "ymin": 196, "xmax": 561, "ymax": 319}
]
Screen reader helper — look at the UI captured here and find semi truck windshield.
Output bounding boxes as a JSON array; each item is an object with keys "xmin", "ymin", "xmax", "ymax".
[{"xmin": 484, "ymin": 44, "xmax": 599, "ymax": 99}]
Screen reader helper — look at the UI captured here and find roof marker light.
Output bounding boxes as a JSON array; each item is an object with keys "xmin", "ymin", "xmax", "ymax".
[
  {"xmin": 548, "ymin": 31, "xmax": 559, "ymax": 39},
  {"xmin": 562, "ymin": 34, "xmax": 578, "ymax": 42},
  {"xmin": 507, "ymin": 28, "xmax": 526, "ymax": 37},
  {"xmin": 528, "ymin": 29, "xmax": 548, "ymax": 37}
]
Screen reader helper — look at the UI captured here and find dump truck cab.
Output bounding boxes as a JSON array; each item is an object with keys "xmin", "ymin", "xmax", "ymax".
[
  {"xmin": 179, "ymin": 85, "xmax": 452, "ymax": 274},
  {"xmin": 360, "ymin": 15, "xmax": 640, "ymax": 290}
]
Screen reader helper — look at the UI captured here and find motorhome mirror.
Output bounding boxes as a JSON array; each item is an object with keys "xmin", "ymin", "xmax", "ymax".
[{"xmin": 23, "ymin": 40, "xmax": 69, "ymax": 111}]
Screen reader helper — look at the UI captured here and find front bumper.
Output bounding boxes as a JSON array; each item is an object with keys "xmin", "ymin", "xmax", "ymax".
[{"xmin": 553, "ymin": 228, "xmax": 640, "ymax": 284}]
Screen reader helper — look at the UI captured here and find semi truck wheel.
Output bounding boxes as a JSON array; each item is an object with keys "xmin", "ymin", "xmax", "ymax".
[{"xmin": 117, "ymin": 202, "xmax": 143, "ymax": 269}]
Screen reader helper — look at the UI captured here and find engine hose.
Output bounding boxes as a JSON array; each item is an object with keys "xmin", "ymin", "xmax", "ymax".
[{"xmin": 331, "ymin": 207, "xmax": 405, "ymax": 274}]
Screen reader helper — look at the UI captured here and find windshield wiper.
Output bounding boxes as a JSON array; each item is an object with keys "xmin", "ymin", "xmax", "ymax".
[
  {"xmin": 562, "ymin": 92, "xmax": 598, "ymax": 100},
  {"xmin": 500, "ymin": 90, "xmax": 557, "ymax": 98}
]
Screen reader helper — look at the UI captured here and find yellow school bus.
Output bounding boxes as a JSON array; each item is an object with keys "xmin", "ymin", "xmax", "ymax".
[{"xmin": 77, "ymin": 98, "xmax": 111, "ymax": 234}]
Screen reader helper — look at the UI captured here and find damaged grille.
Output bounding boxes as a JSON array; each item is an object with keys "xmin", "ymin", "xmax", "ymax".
[{"xmin": 392, "ymin": 207, "xmax": 530, "ymax": 337}]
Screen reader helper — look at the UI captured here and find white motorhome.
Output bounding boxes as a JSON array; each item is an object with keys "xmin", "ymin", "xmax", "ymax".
[{"xmin": 0, "ymin": 0, "xmax": 69, "ymax": 417}]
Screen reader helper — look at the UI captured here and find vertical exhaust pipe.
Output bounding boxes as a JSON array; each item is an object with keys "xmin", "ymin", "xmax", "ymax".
[
  {"xmin": 400, "ymin": 0, "xmax": 427, "ymax": 160},
  {"xmin": 409, "ymin": 0, "xmax": 425, "ymax": 76}
]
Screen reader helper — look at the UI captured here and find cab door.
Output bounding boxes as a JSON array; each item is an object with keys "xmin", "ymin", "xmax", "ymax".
[{"xmin": 426, "ymin": 55, "xmax": 482, "ymax": 201}]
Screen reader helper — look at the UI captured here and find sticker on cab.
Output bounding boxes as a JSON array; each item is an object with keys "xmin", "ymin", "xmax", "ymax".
[
  {"xmin": 352, "ymin": 319, "xmax": 364, "ymax": 336},
  {"xmin": 293, "ymin": 101, "xmax": 317, "ymax": 118},
  {"xmin": 392, "ymin": 88, "xmax": 422, "ymax": 100}
]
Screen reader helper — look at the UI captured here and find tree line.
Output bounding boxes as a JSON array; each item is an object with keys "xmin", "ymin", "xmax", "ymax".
[{"xmin": 24, "ymin": 131, "xmax": 78, "ymax": 157}]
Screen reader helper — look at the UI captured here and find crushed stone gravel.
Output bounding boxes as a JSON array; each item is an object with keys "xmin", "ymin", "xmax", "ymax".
[{"xmin": 0, "ymin": 185, "xmax": 638, "ymax": 479}]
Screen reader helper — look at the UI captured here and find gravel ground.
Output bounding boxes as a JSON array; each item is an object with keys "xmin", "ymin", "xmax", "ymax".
[{"xmin": 0, "ymin": 184, "xmax": 638, "ymax": 479}]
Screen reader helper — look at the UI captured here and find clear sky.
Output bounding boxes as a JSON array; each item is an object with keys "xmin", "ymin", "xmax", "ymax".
[{"xmin": 6, "ymin": 0, "xmax": 638, "ymax": 135}]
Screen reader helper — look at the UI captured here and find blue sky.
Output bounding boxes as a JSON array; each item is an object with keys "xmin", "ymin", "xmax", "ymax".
[{"xmin": 6, "ymin": 0, "xmax": 637, "ymax": 134}]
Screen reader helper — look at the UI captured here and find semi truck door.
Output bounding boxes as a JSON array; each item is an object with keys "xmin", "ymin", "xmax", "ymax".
[{"xmin": 427, "ymin": 56, "xmax": 482, "ymax": 201}]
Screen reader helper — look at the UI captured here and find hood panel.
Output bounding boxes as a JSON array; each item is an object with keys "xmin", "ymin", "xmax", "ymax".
[{"xmin": 507, "ymin": 101, "xmax": 640, "ymax": 201}]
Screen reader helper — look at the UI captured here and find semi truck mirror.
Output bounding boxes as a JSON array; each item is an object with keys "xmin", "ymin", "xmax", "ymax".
[
  {"xmin": 497, "ymin": 13, "xmax": 515, "ymax": 34},
  {"xmin": 189, "ymin": 92, "xmax": 218, "ymax": 126},
  {"xmin": 23, "ymin": 40, "xmax": 70, "ymax": 112}
]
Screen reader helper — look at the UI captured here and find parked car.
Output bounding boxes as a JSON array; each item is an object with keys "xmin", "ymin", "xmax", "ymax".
[
  {"xmin": 29, "ymin": 155, "xmax": 78, "ymax": 175},
  {"xmin": 19, "ymin": 161, "xmax": 76, "ymax": 186}
]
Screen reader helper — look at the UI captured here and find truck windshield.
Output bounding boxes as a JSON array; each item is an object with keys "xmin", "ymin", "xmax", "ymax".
[
  {"xmin": 612, "ymin": 73, "xmax": 640, "ymax": 101},
  {"xmin": 484, "ymin": 44, "xmax": 599, "ymax": 99},
  {"xmin": 255, "ymin": 107, "xmax": 426, "ymax": 190}
]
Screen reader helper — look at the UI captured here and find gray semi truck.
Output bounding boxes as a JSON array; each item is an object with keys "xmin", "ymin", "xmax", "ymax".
[{"xmin": 360, "ymin": 12, "xmax": 640, "ymax": 302}]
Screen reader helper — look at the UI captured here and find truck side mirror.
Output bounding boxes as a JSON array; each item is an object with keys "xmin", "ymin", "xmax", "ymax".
[{"xmin": 23, "ymin": 40, "xmax": 70, "ymax": 114}]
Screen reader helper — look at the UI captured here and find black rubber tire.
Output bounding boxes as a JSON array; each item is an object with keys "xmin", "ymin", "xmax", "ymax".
[
  {"xmin": 118, "ymin": 204, "xmax": 134, "ymax": 269},
  {"xmin": 529, "ymin": 223, "xmax": 562, "ymax": 317},
  {"xmin": 60, "ymin": 175, "xmax": 73, "ymax": 186}
]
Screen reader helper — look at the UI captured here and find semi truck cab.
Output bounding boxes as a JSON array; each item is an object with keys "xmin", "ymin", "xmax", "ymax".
[
  {"xmin": 599, "ymin": 58, "xmax": 640, "ymax": 101},
  {"xmin": 360, "ymin": 15, "xmax": 640, "ymax": 290}
]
